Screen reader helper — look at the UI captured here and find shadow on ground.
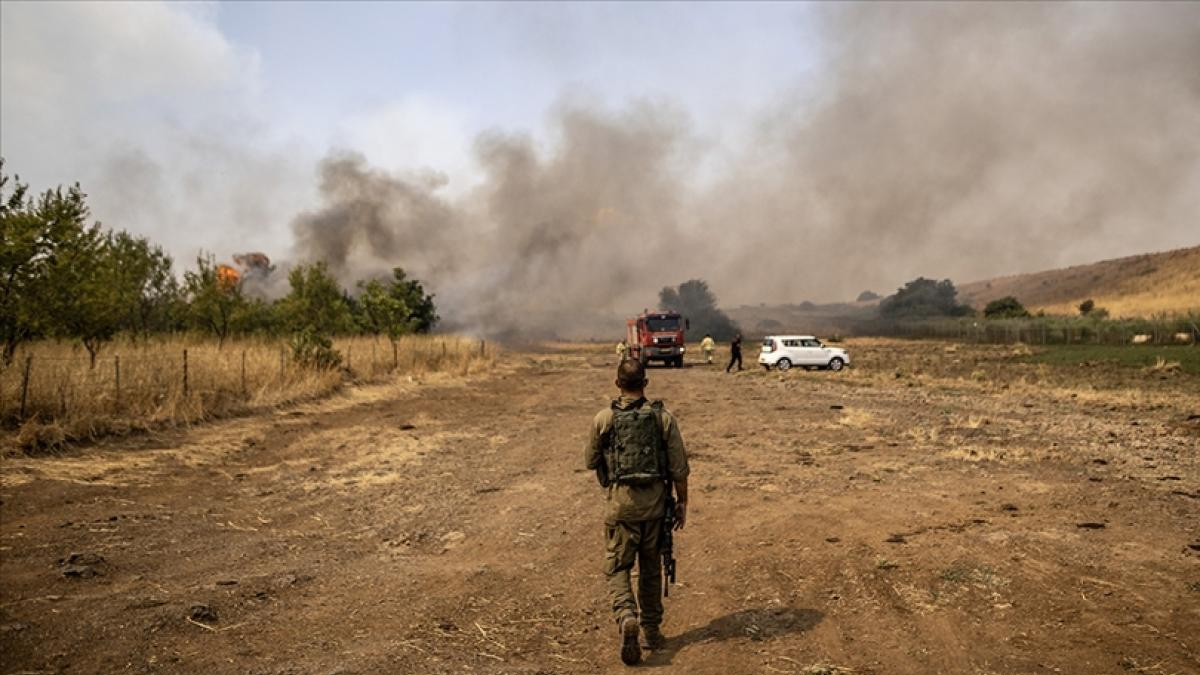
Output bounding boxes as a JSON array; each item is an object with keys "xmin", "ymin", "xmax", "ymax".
[{"xmin": 643, "ymin": 607, "xmax": 824, "ymax": 667}]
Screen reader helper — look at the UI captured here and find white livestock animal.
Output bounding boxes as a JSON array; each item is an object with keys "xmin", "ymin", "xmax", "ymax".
[
  {"xmin": 1131, "ymin": 334, "xmax": 1152, "ymax": 344},
  {"xmin": 1174, "ymin": 332, "xmax": 1195, "ymax": 344}
]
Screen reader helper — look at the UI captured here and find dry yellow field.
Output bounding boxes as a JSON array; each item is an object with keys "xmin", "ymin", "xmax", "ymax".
[{"xmin": 0, "ymin": 334, "xmax": 495, "ymax": 450}]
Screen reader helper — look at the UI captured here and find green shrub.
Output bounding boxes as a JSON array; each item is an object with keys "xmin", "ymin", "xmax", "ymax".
[{"xmin": 290, "ymin": 328, "xmax": 343, "ymax": 370}]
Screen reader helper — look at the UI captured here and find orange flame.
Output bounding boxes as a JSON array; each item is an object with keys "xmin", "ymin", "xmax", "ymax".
[{"xmin": 216, "ymin": 264, "xmax": 240, "ymax": 291}]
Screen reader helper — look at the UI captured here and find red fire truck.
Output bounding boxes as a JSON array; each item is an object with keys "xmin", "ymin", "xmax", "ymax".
[{"xmin": 626, "ymin": 311, "xmax": 688, "ymax": 367}]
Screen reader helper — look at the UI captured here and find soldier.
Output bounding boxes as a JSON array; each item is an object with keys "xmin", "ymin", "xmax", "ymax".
[
  {"xmin": 699, "ymin": 333, "xmax": 716, "ymax": 364},
  {"xmin": 585, "ymin": 359, "xmax": 689, "ymax": 665}
]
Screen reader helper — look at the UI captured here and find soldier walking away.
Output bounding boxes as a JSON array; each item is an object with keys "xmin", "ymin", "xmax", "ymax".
[
  {"xmin": 616, "ymin": 339, "xmax": 629, "ymax": 362},
  {"xmin": 586, "ymin": 359, "xmax": 690, "ymax": 665},
  {"xmin": 725, "ymin": 333, "xmax": 743, "ymax": 372},
  {"xmin": 699, "ymin": 334, "xmax": 715, "ymax": 364}
]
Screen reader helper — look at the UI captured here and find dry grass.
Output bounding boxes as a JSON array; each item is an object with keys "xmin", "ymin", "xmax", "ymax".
[
  {"xmin": 958, "ymin": 245, "xmax": 1200, "ymax": 318},
  {"xmin": 1147, "ymin": 356, "xmax": 1183, "ymax": 373},
  {"xmin": 0, "ymin": 334, "xmax": 495, "ymax": 451},
  {"xmin": 836, "ymin": 408, "xmax": 875, "ymax": 428}
]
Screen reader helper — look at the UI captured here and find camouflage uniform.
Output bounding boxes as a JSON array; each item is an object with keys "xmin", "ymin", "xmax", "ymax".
[{"xmin": 585, "ymin": 396, "xmax": 689, "ymax": 630}]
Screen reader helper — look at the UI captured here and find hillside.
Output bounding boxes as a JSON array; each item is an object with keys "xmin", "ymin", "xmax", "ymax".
[
  {"xmin": 957, "ymin": 245, "xmax": 1200, "ymax": 318},
  {"xmin": 726, "ymin": 245, "xmax": 1199, "ymax": 335}
]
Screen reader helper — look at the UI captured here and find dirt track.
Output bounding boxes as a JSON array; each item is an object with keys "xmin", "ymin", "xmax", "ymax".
[{"xmin": 2, "ymin": 341, "xmax": 1198, "ymax": 675}]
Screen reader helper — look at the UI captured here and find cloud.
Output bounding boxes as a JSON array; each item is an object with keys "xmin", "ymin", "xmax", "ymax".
[{"xmin": 1, "ymin": 1, "xmax": 307, "ymax": 267}]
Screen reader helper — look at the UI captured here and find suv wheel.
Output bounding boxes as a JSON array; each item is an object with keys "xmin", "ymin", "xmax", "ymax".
[
  {"xmin": 828, "ymin": 357, "xmax": 844, "ymax": 372},
  {"xmin": 776, "ymin": 358, "xmax": 792, "ymax": 372}
]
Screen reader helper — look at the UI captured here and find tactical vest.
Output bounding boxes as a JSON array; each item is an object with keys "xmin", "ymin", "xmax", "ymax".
[{"xmin": 605, "ymin": 399, "xmax": 667, "ymax": 486}]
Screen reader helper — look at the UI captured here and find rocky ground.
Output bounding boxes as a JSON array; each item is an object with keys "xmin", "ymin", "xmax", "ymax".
[{"xmin": 2, "ymin": 339, "xmax": 1198, "ymax": 675}]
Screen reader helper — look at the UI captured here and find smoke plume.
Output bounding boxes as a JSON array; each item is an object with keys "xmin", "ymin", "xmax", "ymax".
[{"xmin": 292, "ymin": 3, "xmax": 1200, "ymax": 337}]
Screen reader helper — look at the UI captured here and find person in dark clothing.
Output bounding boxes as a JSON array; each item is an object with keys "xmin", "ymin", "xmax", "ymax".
[{"xmin": 725, "ymin": 333, "xmax": 743, "ymax": 372}]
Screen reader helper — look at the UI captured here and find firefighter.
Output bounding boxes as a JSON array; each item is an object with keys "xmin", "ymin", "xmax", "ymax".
[
  {"xmin": 699, "ymin": 334, "xmax": 715, "ymax": 364},
  {"xmin": 616, "ymin": 340, "xmax": 629, "ymax": 362}
]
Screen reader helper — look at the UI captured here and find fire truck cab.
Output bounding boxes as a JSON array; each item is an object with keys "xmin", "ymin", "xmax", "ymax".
[{"xmin": 626, "ymin": 311, "xmax": 688, "ymax": 368}]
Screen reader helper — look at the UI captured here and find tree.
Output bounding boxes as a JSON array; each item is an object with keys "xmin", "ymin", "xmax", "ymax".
[
  {"xmin": 658, "ymin": 279, "xmax": 738, "ymax": 340},
  {"xmin": 983, "ymin": 296, "xmax": 1030, "ymax": 319},
  {"xmin": 1078, "ymin": 299, "xmax": 1095, "ymax": 315},
  {"xmin": 0, "ymin": 165, "xmax": 94, "ymax": 364},
  {"xmin": 277, "ymin": 261, "xmax": 355, "ymax": 335},
  {"xmin": 7, "ymin": 176, "xmax": 132, "ymax": 368},
  {"xmin": 356, "ymin": 267, "xmax": 439, "ymax": 339},
  {"xmin": 184, "ymin": 252, "xmax": 250, "ymax": 347},
  {"xmin": 0, "ymin": 166, "xmax": 44, "ymax": 365},
  {"xmin": 879, "ymin": 277, "xmax": 973, "ymax": 319},
  {"xmin": 109, "ymin": 232, "xmax": 181, "ymax": 338},
  {"xmin": 45, "ymin": 228, "xmax": 138, "ymax": 367},
  {"xmin": 856, "ymin": 290, "xmax": 881, "ymax": 302}
]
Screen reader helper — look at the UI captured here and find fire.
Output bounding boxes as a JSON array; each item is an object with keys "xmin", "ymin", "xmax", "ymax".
[{"xmin": 216, "ymin": 264, "xmax": 240, "ymax": 290}]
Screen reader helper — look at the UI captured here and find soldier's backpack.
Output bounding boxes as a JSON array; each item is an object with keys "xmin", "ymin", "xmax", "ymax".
[{"xmin": 605, "ymin": 398, "xmax": 667, "ymax": 486}]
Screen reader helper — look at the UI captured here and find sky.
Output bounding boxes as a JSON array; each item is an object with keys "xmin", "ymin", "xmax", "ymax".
[
  {"xmin": 1, "ymin": 2, "xmax": 822, "ymax": 261},
  {"xmin": 2, "ymin": 1, "xmax": 1198, "ymax": 330}
]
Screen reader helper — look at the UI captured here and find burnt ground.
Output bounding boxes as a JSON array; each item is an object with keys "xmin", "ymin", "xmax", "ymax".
[{"xmin": 2, "ymin": 339, "xmax": 1198, "ymax": 675}]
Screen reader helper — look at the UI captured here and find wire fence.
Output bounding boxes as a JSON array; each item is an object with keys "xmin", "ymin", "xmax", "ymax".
[{"xmin": 0, "ymin": 335, "xmax": 493, "ymax": 434}]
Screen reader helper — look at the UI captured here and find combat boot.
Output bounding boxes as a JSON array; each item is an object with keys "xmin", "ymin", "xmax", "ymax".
[
  {"xmin": 619, "ymin": 615, "xmax": 642, "ymax": 665},
  {"xmin": 640, "ymin": 625, "xmax": 666, "ymax": 650}
]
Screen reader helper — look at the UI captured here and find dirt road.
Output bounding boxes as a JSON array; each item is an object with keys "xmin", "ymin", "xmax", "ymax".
[{"xmin": 2, "ymin": 341, "xmax": 1198, "ymax": 675}]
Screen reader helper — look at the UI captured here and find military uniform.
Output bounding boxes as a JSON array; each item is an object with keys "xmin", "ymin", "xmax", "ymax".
[{"xmin": 584, "ymin": 396, "xmax": 689, "ymax": 632}]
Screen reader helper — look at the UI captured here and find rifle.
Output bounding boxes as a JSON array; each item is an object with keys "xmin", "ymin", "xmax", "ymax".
[{"xmin": 661, "ymin": 491, "xmax": 677, "ymax": 596}]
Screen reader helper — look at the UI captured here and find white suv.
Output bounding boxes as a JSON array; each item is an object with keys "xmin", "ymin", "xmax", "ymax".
[{"xmin": 759, "ymin": 335, "xmax": 850, "ymax": 372}]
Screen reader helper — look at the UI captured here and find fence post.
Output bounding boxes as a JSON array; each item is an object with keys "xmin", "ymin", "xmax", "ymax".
[
  {"xmin": 371, "ymin": 341, "xmax": 376, "ymax": 375},
  {"xmin": 182, "ymin": 349, "xmax": 189, "ymax": 397},
  {"xmin": 392, "ymin": 341, "xmax": 398, "ymax": 370},
  {"xmin": 19, "ymin": 355, "xmax": 32, "ymax": 419},
  {"xmin": 241, "ymin": 350, "xmax": 247, "ymax": 397},
  {"xmin": 280, "ymin": 348, "xmax": 285, "ymax": 380},
  {"xmin": 114, "ymin": 355, "xmax": 121, "ymax": 412},
  {"xmin": 480, "ymin": 340, "xmax": 486, "ymax": 358}
]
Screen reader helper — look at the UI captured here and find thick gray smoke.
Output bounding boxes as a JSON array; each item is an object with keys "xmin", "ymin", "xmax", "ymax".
[
  {"xmin": 292, "ymin": 102, "xmax": 694, "ymax": 335},
  {"xmin": 292, "ymin": 3, "xmax": 1200, "ymax": 337}
]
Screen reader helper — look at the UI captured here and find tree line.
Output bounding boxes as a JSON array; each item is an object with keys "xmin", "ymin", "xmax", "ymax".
[
  {"xmin": 878, "ymin": 277, "xmax": 1112, "ymax": 321},
  {"xmin": 0, "ymin": 162, "xmax": 437, "ymax": 367}
]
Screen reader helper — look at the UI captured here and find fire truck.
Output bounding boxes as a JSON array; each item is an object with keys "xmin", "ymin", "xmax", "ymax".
[{"xmin": 626, "ymin": 311, "xmax": 688, "ymax": 367}]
